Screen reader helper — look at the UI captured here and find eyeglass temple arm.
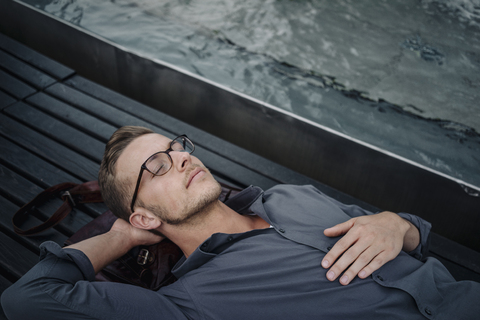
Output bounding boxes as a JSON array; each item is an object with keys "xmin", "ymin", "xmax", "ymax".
[{"xmin": 130, "ymin": 167, "xmax": 145, "ymax": 213}]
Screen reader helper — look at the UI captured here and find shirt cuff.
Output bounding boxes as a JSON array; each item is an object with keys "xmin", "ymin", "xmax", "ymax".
[
  {"xmin": 39, "ymin": 241, "xmax": 96, "ymax": 281},
  {"xmin": 397, "ymin": 213, "xmax": 432, "ymax": 261}
]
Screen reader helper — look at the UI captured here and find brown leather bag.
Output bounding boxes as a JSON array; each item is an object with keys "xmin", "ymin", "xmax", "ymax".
[
  {"xmin": 64, "ymin": 209, "xmax": 183, "ymax": 290},
  {"xmin": 13, "ymin": 180, "xmax": 242, "ymax": 290}
]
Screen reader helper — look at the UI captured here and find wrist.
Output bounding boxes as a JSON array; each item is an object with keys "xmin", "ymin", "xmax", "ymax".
[
  {"xmin": 402, "ymin": 219, "xmax": 420, "ymax": 252},
  {"xmin": 384, "ymin": 210, "xmax": 411, "ymax": 235},
  {"xmin": 66, "ymin": 229, "xmax": 137, "ymax": 274},
  {"xmin": 107, "ymin": 228, "xmax": 139, "ymax": 252}
]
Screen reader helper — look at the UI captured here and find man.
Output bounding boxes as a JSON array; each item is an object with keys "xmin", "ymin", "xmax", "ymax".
[{"xmin": 2, "ymin": 126, "xmax": 479, "ymax": 319}]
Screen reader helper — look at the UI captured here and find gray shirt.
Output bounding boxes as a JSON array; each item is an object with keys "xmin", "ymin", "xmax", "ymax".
[{"xmin": 2, "ymin": 185, "xmax": 479, "ymax": 319}]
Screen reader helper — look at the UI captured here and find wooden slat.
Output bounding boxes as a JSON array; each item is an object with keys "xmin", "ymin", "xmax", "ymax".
[
  {"xmin": 0, "ymin": 126, "xmax": 105, "ymax": 221},
  {"xmin": 45, "ymin": 83, "xmax": 278, "ymax": 189},
  {"xmin": 428, "ymin": 251, "xmax": 480, "ymax": 283},
  {"xmin": 429, "ymin": 233, "xmax": 480, "ymax": 275},
  {"xmin": 0, "ymin": 274, "xmax": 12, "ymax": 295},
  {"xmin": 0, "ymin": 163, "xmax": 93, "ymax": 235},
  {"xmin": 0, "ymin": 90, "xmax": 16, "ymax": 110},
  {"xmin": 0, "ymin": 163, "xmax": 44, "ymax": 204},
  {"xmin": 0, "ymin": 273, "xmax": 12, "ymax": 320},
  {"xmin": 0, "ymin": 50, "xmax": 56, "ymax": 89},
  {"xmin": 0, "ymin": 231, "xmax": 38, "ymax": 280},
  {"xmin": 4, "ymin": 101, "xmax": 105, "ymax": 163},
  {"xmin": 0, "ymin": 113, "xmax": 98, "ymax": 181},
  {"xmin": 0, "ymin": 195, "xmax": 68, "ymax": 253},
  {"xmin": 0, "ymin": 134, "xmax": 106, "ymax": 218},
  {"xmin": 27, "ymin": 92, "xmax": 117, "ymax": 143},
  {"xmin": 0, "ymin": 69, "xmax": 36, "ymax": 99},
  {"xmin": 0, "ymin": 115, "xmax": 237, "ymax": 194},
  {"xmin": 0, "ymin": 135, "xmax": 80, "ymax": 187},
  {"xmin": 0, "ymin": 32, "xmax": 74, "ymax": 80}
]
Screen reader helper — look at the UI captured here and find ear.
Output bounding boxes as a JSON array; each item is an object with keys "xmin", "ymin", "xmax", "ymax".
[{"xmin": 129, "ymin": 208, "xmax": 162, "ymax": 230}]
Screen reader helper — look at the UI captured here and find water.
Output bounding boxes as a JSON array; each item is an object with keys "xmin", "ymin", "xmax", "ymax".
[{"xmin": 21, "ymin": 0, "xmax": 480, "ymax": 187}]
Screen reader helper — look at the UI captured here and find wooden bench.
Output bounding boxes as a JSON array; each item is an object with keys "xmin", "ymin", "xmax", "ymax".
[{"xmin": 0, "ymin": 32, "xmax": 479, "ymax": 319}]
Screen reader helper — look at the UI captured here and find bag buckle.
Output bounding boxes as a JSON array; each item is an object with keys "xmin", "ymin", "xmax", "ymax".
[
  {"xmin": 62, "ymin": 191, "xmax": 76, "ymax": 207},
  {"xmin": 137, "ymin": 248, "xmax": 151, "ymax": 266}
]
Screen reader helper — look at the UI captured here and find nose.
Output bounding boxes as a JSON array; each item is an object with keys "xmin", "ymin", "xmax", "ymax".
[{"xmin": 170, "ymin": 150, "xmax": 191, "ymax": 172}]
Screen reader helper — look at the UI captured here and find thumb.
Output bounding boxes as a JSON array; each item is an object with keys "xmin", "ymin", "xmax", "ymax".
[{"xmin": 324, "ymin": 218, "xmax": 356, "ymax": 237}]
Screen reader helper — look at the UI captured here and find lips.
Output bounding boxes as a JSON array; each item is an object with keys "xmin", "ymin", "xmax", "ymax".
[{"xmin": 186, "ymin": 167, "xmax": 204, "ymax": 188}]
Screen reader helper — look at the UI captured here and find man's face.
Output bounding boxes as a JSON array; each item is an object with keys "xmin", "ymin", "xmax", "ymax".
[{"xmin": 117, "ymin": 133, "xmax": 221, "ymax": 226}]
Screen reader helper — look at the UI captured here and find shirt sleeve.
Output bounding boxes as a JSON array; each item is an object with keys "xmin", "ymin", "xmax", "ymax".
[
  {"xmin": 310, "ymin": 185, "xmax": 432, "ymax": 261},
  {"xmin": 1, "ymin": 241, "xmax": 190, "ymax": 320},
  {"xmin": 397, "ymin": 212, "xmax": 431, "ymax": 261}
]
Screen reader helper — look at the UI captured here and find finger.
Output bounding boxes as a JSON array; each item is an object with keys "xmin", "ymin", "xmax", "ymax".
[
  {"xmin": 322, "ymin": 231, "xmax": 357, "ymax": 269},
  {"xmin": 324, "ymin": 238, "xmax": 370, "ymax": 281},
  {"xmin": 323, "ymin": 218, "xmax": 356, "ymax": 238},
  {"xmin": 337, "ymin": 246, "xmax": 380, "ymax": 285},
  {"xmin": 358, "ymin": 247, "xmax": 400, "ymax": 279},
  {"xmin": 342, "ymin": 241, "xmax": 403, "ymax": 284},
  {"xmin": 322, "ymin": 222, "xmax": 365, "ymax": 269}
]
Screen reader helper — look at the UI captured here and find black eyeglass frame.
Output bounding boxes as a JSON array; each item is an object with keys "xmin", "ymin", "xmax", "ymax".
[{"xmin": 130, "ymin": 135, "xmax": 194, "ymax": 213}]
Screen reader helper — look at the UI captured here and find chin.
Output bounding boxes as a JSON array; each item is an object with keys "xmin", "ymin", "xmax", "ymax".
[
  {"xmin": 167, "ymin": 179, "xmax": 222, "ymax": 226},
  {"xmin": 198, "ymin": 179, "xmax": 222, "ymax": 205}
]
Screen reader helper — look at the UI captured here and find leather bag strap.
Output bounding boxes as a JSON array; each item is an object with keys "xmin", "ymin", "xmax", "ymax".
[
  {"xmin": 13, "ymin": 180, "xmax": 240, "ymax": 237},
  {"xmin": 13, "ymin": 181, "xmax": 103, "ymax": 236}
]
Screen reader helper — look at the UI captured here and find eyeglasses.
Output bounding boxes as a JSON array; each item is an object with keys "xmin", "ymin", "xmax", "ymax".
[{"xmin": 130, "ymin": 135, "xmax": 195, "ymax": 212}]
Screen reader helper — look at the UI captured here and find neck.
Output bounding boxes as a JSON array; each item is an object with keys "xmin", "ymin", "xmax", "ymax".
[{"xmin": 160, "ymin": 200, "xmax": 269, "ymax": 258}]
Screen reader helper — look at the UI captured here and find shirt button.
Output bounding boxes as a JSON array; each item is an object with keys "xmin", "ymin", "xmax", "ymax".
[
  {"xmin": 279, "ymin": 228, "xmax": 285, "ymax": 233},
  {"xmin": 227, "ymin": 236, "xmax": 233, "ymax": 242},
  {"xmin": 425, "ymin": 308, "xmax": 432, "ymax": 316},
  {"xmin": 376, "ymin": 275, "xmax": 384, "ymax": 281},
  {"xmin": 201, "ymin": 242, "xmax": 208, "ymax": 248}
]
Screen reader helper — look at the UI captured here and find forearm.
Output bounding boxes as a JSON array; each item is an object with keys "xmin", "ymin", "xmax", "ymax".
[
  {"xmin": 1, "ymin": 242, "xmax": 187, "ymax": 320},
  {"xmin": 65, "ymin": 230, "xmax": 134, "ymax": 274},
  {"xmin": 65, "ymin": 218, "xmax": 163, "ymax": 274},
  {"xmin": 1, "ymin": 242, "xmax": 97, "ymax": 320}
]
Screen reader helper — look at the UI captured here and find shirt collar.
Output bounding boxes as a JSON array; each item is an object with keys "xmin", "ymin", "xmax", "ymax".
[
  {"xmin": 171, "ymin": 186, "xmax": 266, "ymax": 279},
  {"xmin": 224, "ymin": 185, "xmax": 264, "ymax": 214}
]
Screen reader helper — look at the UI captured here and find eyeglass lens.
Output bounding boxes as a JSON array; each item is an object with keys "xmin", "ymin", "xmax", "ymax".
[{"xmin": 145, "ymin": 136, "xmax": 194, "ymax": 176}]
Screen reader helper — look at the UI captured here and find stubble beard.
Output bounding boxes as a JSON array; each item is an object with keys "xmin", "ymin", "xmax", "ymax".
[{"xmin": 146, "ymin": 167, "xmax": 222, "ymax": 226}]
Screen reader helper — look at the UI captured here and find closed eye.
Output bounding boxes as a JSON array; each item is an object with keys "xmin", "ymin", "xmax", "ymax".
[
  {"xmin": 150, "ymin": 163, "xmax": 165, "ymax": 177},
  {"xmin": 171, "ymin": 140, "xmax": 185, "ymax": 152}
]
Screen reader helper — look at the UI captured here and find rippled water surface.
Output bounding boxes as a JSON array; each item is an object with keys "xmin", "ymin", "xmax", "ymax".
[{"xmin": 22, "ymin": 0, "xmax": 480, "ymax": 187}]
